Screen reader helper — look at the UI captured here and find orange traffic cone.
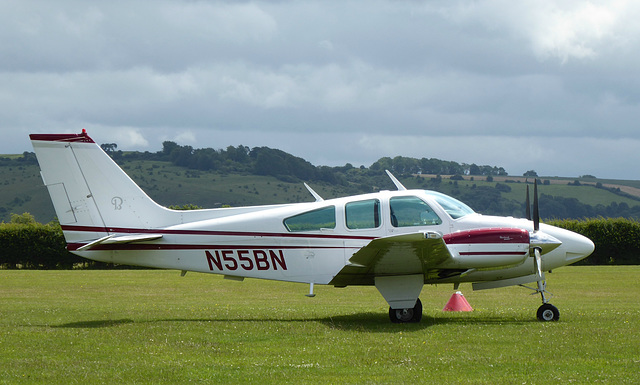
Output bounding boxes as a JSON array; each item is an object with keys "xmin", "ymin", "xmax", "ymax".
[{"xmin": 443, "ymin": 291, "xmax": 473, "ymax": 312}]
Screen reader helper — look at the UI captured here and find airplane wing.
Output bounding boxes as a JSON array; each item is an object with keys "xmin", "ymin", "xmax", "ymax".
[{"xmin": 330, "ymin": 231, "xmax": 455, "ymax": 287}]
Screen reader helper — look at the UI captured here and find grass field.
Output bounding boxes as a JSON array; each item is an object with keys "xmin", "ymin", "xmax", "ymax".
[{"xmin": 1, "ymin": 267, "xmax": 639, "ymax": 384}]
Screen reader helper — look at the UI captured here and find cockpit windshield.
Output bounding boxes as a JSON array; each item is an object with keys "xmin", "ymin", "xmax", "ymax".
[{"xmin": 424, "ymin": 191, "xmax": 475, "ymax": 219}]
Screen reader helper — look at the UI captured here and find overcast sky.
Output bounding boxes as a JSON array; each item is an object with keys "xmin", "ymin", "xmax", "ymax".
[{"xmin": 3, "ymin": 1, "xmax": 640, "ymax": 179}]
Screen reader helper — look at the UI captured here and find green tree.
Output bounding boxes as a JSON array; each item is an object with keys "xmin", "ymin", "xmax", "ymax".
[
  {"xmin": 101, "ymin": 143, "xmax": 118, "ymax": 156},
  {"xmin": 10, "ymin": 212, "xmax": 36, "ymax": 224}
]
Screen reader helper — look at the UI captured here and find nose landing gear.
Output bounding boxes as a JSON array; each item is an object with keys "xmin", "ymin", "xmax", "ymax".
[
  {"xmin": 532, "ymin": 247, "xmax": 560, "ymax": 322},
  {"xmin": 537, "ymin": 303, "xmax": 560, "ymax": 321},
  {"xmin": 534, "ymin": 277, "xmax": 560, "ymax": 321}
]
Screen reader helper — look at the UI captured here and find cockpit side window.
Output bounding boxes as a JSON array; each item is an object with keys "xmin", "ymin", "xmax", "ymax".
[
  {"xmin": 346, "ymin": 199, "xmax": 381, "ymax": 229},
  {"xmin": 423, "ymin": 191, "xmax": 475, "ymax": 219},
  {"xmin": 389, "ymin": 196, "xmax": 442, "ymax": 227},
  {"xmin": 284, "ymin": 206, "xmax": 336, "ymax": 232}
]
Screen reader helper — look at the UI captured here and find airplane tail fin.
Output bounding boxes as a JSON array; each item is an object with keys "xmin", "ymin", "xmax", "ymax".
[{"xmin": 30, "ymin": 131, "xmax": 174, "ymax": 244}]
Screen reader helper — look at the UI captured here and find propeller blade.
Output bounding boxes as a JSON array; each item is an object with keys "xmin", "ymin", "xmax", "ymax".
[
  {"xmin": 534, "ymin": 247, "xmax": 543, "ymax": 279},
  {"xmin": 533, "ymin": 179, "xmax": 540, "ymax": 231},
  {"xmin": 533, "ymin": 247, "xmax": 550, "ymax": 303},
  {"xmin": 525, "ymin": 185, "xmax": 531, "ymax": 220}
]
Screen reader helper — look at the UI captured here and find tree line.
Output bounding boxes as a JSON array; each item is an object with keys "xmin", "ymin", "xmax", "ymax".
[
  {"xmin": 102, "ymin": 142, "xmax": 640, "ymax": 221},
  {"xmin": 4, "ymin": 143, "xmax": 640, "ymax": 221},
  {"xmin": 100, "ymin": 142, "xmax": 508, "ymax": 184}
]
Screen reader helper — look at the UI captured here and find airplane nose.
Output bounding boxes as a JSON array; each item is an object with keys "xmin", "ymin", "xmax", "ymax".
[
  {"xmin": 540, "ymin": 224, "xmax": 595, "ymax": 266},
  {"xmin": 563, "ymin": 230, "xmax": 595, "ymax": 264}
]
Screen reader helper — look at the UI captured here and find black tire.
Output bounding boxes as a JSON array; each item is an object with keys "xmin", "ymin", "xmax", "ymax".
[
  {"xmin": 537, "ymin": 303, "xmax": 560, "ymax": 322},
  {"xmin": 389, "ymin": 298, "xmax": 422, "ymax": 323}
]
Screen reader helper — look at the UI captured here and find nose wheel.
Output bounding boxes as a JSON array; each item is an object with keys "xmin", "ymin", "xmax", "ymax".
[{"xmin": 537, "ymin": 303, "xmax": 560, "ymax": 321}]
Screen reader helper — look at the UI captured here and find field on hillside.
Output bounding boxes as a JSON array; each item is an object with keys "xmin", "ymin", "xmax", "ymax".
[
  {"xmin": 0, "ymin": 162, "xmax": 319, "ymax": 223},
  {"xmin": 1, "ymin": 267, "xmax": 638, "ymax": 384},
  {"xmin": 3, "ymin": 159, "xmax": 640, "ymax": 224}
]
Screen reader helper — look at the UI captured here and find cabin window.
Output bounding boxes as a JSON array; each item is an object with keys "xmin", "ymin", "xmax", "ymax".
[
  {"xmin": 389, "ymin": 196, "xmax": 442, "ymax": 227},
  {"xmin": 284, "ymin": 206, "xmax": 336, "ymax": 232},
  {"xmin": 346, "ymin": 199, "xmax": 381, "ymax": 229}
]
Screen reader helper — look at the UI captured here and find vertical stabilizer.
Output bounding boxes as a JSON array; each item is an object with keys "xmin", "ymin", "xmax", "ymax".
[{"xmin": 30, "ymin": 131, "xmax": 173, "ymax": 242}]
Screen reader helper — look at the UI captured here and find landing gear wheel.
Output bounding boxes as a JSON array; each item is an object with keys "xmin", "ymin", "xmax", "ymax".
[
  {"xmin": 537, "ymin": 303, "xmax": 560, "ymax": 322},
  {"xmin": 389, "ymin": 298, "xmax": 422, "ymax": 323}
]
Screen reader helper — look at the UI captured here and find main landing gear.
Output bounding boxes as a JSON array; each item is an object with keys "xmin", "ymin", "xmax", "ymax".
[{"xmin": 389, "ymin": 298, "xmax": 422, "ymax": 323}]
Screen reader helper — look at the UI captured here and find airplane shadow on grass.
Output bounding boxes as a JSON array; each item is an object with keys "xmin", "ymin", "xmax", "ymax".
[
  {"xmin": 53, "ymin": 319, "xmax": 137, "ymax": 328},
  {"xmin": 52, "ymin": 312, "xmax": 538, "ymax": 332}
]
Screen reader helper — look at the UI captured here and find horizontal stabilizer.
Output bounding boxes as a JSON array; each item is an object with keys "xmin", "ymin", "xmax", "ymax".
[
  {"xmin": 101, "ymin": 234, "xmax": 163, "ymax": 244},
  {"xmin": 77, "ymin": 233, "xmax": 163, "ymax": 251}
]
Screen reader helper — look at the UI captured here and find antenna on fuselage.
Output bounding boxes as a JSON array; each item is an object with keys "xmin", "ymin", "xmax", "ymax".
[
  {"xmin": 304, "ymin": 183, "xmax": 324, "ymax": 202},
  {"xmin": 385, "ymin": 170, "xmax": 407, "ymax": 191}
]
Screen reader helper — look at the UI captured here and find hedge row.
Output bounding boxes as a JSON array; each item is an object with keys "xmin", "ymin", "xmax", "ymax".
[
  {"xmin": 1, "ymin": 214, "xmax": 639, "ymax": 269},
  {"xmin": 0, "ymin": 218, "xmax": 82, "ymax": 269},
  {"xmin": 547, "ymin": 218, "xmax": 640, "ymax": 265}
]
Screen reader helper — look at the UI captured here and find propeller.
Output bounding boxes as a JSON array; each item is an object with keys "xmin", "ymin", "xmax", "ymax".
[
  {"xmin": 525, "ymin": 179, "xmax": 540, "ymax": 231},
  {"xmin": 524, "ymin": 178, "xmax": 560, "ymax": 308},
  {"xmin": 534, "ymin": 245, "xmax": 543, "ymax": 281},
  {"xmin": 532, "ymin": 179, "xmax": 540, "ymax": 231},
  {"xmin": 525, "ymin": 185, "xmax": 531, "ymax": 220},
  {"xmin": 525, "ymin": 178, "xmax": 549, "ymax": 303},
  {"xmin": 527, "ymin": 179, "xmax": 546, "ymax": 278}
]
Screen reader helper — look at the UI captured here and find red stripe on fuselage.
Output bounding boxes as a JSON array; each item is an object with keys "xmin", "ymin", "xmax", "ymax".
[
  {"xmin": 67, "ymin": 243, "xmax": 347, "ymax": 252},
  {"xmin": 443, "ymin": 228, "xmax": 529, "ymax": 245},
  {"xmin": 60, "ymin": 225, "xmax": 377, "ymax": 241}
]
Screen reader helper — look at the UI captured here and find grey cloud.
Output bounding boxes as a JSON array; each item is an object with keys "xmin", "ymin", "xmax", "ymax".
[{"xmin": 4, "ymin": 0, "xmax": 640, "ymax": 179}]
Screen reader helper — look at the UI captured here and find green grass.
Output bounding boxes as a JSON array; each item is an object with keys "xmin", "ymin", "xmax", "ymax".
[
  {"xmin": 1, "ymin": 267, "xmax": 639, "ymax": 384},
  {"xmin": 443, "ymin": 178, "xmax": 640, "ymax": 208},
  {"xmin": 500, "ymin": 182, "xmax": 640, "ymax": 207}
]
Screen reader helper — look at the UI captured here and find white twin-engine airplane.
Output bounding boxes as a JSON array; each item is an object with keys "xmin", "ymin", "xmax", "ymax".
[{"xmin": 30, "ymin": 131, "xmax": 594, "ymax": 323}]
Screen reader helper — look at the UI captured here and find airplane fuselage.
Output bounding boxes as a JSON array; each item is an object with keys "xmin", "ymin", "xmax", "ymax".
[{"xmin": 64, "ymin": 189, "xmax": 591, "ymax": 287}]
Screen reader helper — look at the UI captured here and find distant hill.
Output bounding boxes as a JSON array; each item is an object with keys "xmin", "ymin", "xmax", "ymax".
[{"xmin": 2, "ymin": 144, "xmax": 640, "ymax": 223}]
